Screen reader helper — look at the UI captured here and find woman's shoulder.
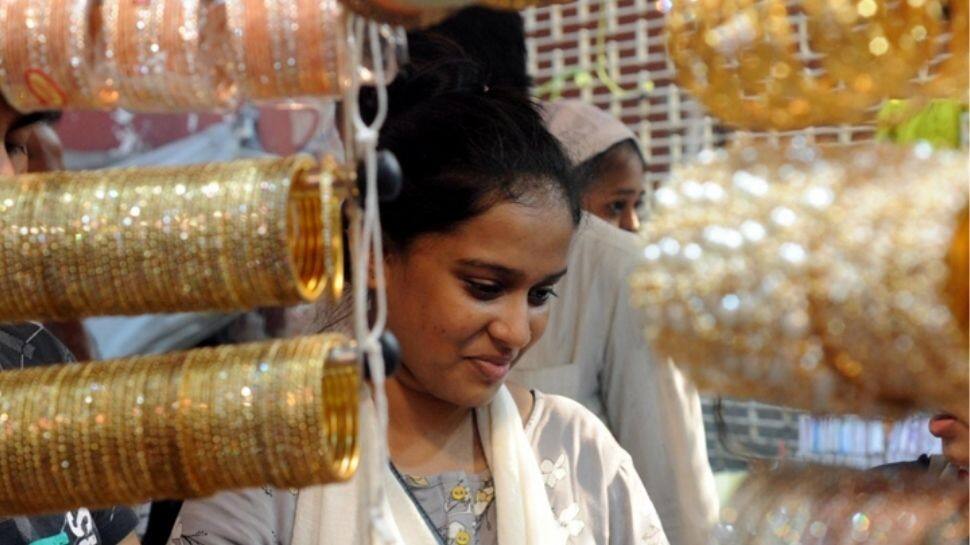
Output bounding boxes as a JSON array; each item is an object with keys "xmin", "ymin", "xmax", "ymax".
[{"xmin": 526, "ymin": 390, "xmax": 630, "ymax": 475}]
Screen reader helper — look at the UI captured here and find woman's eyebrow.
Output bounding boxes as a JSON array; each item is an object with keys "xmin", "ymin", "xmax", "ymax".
[
  {"xmin": 457, "ymin": 259, "xmax": 567, "ymax": 285},
  {"xmin": 457, "ymin": 259, "xmax": 520, "ymax": 281},
  {"xmin": 539, "ymin": 269, "xmax": 568, "ymax": 285}
]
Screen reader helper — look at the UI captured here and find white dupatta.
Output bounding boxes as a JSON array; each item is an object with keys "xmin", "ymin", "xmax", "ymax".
[{"xmin": 291, "ymin": 386, "xmax": 567, "ymax": 545}]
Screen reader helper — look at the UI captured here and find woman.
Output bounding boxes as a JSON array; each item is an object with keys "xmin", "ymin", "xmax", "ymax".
[
  {"xmin": 522, "ymin": 95, "xmax": 719, "ymax": 545},
  {"xmin": 171, "ymin": 60, "xmax": 668, "ymax": 545},
  {"xmin": 542, "ymin": 100, "xmax": 648, "ymax": 233}
]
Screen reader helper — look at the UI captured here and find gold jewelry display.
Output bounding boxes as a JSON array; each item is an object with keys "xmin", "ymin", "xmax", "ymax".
[
  {"xmin": 630, "ymin": 142, "xmax": 969, "ymax": 418},
  {"xmin": 0, "ymin": 333, "xmax": 359, "ymax": 517},
  {"xmin": 0, "ymin": 155, "xmax": 346, "ymax": 322},
  {"xmin": 98, "ymin": 0, "xmax": 237, "ymax": 111},
  {"xmin": 223, "ymin": 0, "xmax": 348, "ymax": 101},
  {"xmin": 0, "ymin": 0, "xmax": 100, "ymax": 111},
  {"xmin": 919, "ymin": 0, "xmax": 968, "ymax": 101},
  {"xmin": 666, "ymin": 0, "xmax": 949, "ymax": 130},
  {"xmin": 718, "ymin": 464, "xmax": 968, "ymax": 545},
  {"xmin": 947, "ymin": 208, "xmax": 968, "ymax": 334}
]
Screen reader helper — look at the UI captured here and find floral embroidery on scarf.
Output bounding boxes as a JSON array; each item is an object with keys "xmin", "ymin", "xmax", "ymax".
[
  {"xmin": 556, "ymin": 503, "xmax": 586, "ymax": 538},
  {"xmin": 540, "ymin": 453, "xmax": 568, "ymax": 489}
]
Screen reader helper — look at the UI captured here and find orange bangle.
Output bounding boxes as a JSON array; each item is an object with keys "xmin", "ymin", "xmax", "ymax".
[
  {"xmin": 0, "ymin": 0, "xmax": 98, "ymax": 111},
  {"xmin": 225, "ymin": 0, "xmax": 346, "ymax": 101}
]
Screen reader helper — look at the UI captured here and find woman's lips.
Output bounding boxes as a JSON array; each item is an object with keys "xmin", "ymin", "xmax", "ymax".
[
  {"xmin": 467, "ymin": 356, "xmax": 512, "ymax": 383},
  {"xmin": 929, "ymin": 414, "xmax": 961, "ymax": 437}
]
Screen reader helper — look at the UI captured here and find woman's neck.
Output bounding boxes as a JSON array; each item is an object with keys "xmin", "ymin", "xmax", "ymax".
[{"xmin": 385, "ymin": 375, "xmax": 487, "ymax": 475}]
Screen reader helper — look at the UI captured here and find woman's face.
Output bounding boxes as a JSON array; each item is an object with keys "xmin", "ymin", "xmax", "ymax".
[
  {"xmin": 384, "ymin": 198, "xmax": 574, "ymax": 408},
  {"xmin": 582, "ymin": 144, "xmax": 647, "ymax": 233}
]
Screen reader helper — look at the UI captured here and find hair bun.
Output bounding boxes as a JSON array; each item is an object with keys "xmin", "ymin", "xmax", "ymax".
[{"xmin": 358, "ymin": 42, "xmax": 488, "ymax": 125}]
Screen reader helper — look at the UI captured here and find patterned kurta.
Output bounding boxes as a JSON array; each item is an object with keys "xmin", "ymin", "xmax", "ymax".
[
  {"xmin": 400, "ymin": 471, "xmax": 496, "ymax": 545},
  {"xmin": 171, "ymin": 391, "xmax": 670, "ymax": 545}
]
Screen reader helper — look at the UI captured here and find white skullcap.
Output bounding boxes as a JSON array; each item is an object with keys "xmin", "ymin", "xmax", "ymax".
[{"xmin": 542, "ymin": 99, "xmax": 642, "ymax": 166}]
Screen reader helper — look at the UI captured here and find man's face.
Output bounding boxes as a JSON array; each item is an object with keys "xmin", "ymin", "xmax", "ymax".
[{"xmin": 0, "ymin": 97, "xmax": 57, "ymax": 175}]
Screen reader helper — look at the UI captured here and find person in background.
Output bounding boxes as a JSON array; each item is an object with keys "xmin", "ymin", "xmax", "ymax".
[
  {"xmin": 0, "ymin": 95, "xmax": 141, "ymax": 545},
  {"xmin": 26, "ymin": 117, "xmax": 65, "ymax": 173},
  {"xmin": 511, "ymin": 192, "xmax": 721, "ymax": 545},
  {"xmin": 929, "ymin": 413, "xmax": 969, "ymax": 478},
  {"xmin": 543, "ymin": 100, "xmax": 648, "ymax": 233},
  {"xmin": 0, "ymin": 97, "xmax": 60, "ymax": 175},
  {"xmin": 882, "ymin": 413, "xmax": 970, "ymax": 480}
]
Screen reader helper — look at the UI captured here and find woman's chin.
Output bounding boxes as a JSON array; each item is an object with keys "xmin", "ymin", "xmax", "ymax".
[{"xmin": 448, "ymin": 379, "xmax": 506, "ymax": 409}]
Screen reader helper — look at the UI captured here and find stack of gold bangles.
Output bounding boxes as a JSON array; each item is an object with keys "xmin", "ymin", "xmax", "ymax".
[
  {"xmin": 98, "ymin": 0, "xmax": 236, "ymax": 111},
  {"xmin": 918, "ymin": 0, "xmax": 969, "ymax": 100},
  {"xmin": 0, "ymin": 0, "xmax": 101, "ymax": 110},
  {"xmin": 0, "ymin": 155, "xmax": 346, "ymax": 322},
  {"xmin": 222, "ymin": 0, "xmax": 347, "ymax": 101},
  {"xmin": 0, "ymin": 334, "xmax": 360, "ymax": 517},
  {"xmin": 0, "ymin": 0, "xmax": 576, "ymax": 110},
  {"xmin": 666, "ymin": 0, "xmax": 963, "ymax": 130},
  {"xmin": 717, "ymin": 464, "xmax": 968, "ymax": 544},
  {"xmin": 630, "ymin": 142, "xmax": 969, "ymax": 418}
]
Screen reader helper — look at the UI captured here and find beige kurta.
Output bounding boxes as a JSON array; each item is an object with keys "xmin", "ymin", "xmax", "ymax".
[
  {"xmin": 171, "ymin": 391, "xmax": 669, "ymax": 545},
  {"xmin": 511, "ymin": 214, "xmax": 719, "ymax": 545}
]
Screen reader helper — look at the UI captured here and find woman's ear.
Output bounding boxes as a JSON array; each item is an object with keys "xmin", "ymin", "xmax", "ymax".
[
  {"xmin": 366, "ymin": 257, "xmax": 379, "ymax": 290},
  {"xmin": 367, "ymin": 247, "xmax": 398, "ymax": 290}
]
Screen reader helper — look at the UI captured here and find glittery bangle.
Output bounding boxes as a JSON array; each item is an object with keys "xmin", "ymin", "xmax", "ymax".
[
  {"xmin": 920, "ymin": 0, "xmax": 968, "ymax": 100},
  {"xmin": 0, "ymin": 0, "xmax": 99, "ymax": 111},
  {"xmin": 224, "ymin": 0, "xmax": 347, "ymax": 101},
  {"xmin": 721, "ymin": 465, "xmax": 968, "ymax": 545},
  {"xmin": 0, "ymin": 156, "xmax": 345, "ymax": 322},
  {"xmin": 98, "ymin": 0, "xmax": 236, "ymax": 111},
  {"xmin": 666, "ymin": 0, "xmax": 948, "ymax": 130},
  {"xmin": 0, "ymin": 333, "xmax": 359, "ymax": 517},
  {"xmin": 631, "ymin": 142, "xmax": 969, "ymax": 418}
]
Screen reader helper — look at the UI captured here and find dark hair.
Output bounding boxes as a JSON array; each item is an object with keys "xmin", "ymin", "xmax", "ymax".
[
  {"xmin": 407, "ymin": 7, "xmax": 532, "ymax": 93},
  {"xmin": 572, "ymin": 139, "xmax": 644, "ymax": 195},
  {"xmin": 372, "ymin": 57, "xmax": 580, "ymax": 250}
]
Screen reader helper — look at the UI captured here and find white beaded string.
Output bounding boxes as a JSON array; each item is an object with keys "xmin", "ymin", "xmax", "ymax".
[{"xmin": 344, "ymin": 13, "xmax": 402, "ymax": 545}]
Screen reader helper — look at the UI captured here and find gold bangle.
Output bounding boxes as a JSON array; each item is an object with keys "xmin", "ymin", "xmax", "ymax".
[
  {"xmin": 98, "ymin": 0, "xmax": 236, "ymax": 111},
  {"xmin": 630, "ymin": 142, "xmax": 969, "ymax": 417},
  {"xmin": 921, "ymin": 0, "xmax": 969, "ymax": 101},
  {"xmin": 0, "ymin": 333, "xmax": 359, "ymax": 518},
  {"xmin": 665, "ymin": 0, "xmax": 948, "ymax": 130},
  {"xmin": 946, "ymin": 208, "xmax": 968, "ymax": 334},
  {"xmin": 224, "ymin": 0, "xmax": 347, "ymax": 100},
  {"xmin": 0, "ymin": 156, "xmax": 343, "ymax": 322},
  {"xmin": 0, "ymin": 0, "xmax": 99, "ymax": 111},
  {"xmin": 726, "ymin": 464, "xmax": 968, "ymax": 543}
]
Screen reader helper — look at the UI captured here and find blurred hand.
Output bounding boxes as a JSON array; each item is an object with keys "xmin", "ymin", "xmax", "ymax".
[{"xmin": 929, "ymin": 413, "xmax": 969, "ymax": 476}]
